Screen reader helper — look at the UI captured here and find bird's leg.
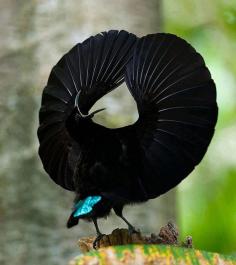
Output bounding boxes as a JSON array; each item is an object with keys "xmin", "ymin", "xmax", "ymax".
[
  {"xmin": 92, "ymin": 218, "xmax": 105, "ymax": 249},
  {"xmin": 113, "ymin": 205, "xmax": 139, "ymax": 235},
  {"xmin": 120, "ymin": 215, "xmax": 139, "ymax": 235}
]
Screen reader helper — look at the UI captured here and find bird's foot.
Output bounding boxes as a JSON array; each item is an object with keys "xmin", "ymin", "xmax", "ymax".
[
  {"xmin": 93, "ymin": 233, "xmax": 106, "ymax": 250},
  {"xmin": 128, "ymin": 225, "xmax": 140, "ymax": 236}
]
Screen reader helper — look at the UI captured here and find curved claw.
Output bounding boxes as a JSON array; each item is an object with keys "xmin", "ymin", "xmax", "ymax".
[
  {"xmin": 75, "ymin": 91, "xmax": 105, "ymax": 118},
  {"xmin": 93, "ymin": 234, "xmax": 106, "ymax": 250}
]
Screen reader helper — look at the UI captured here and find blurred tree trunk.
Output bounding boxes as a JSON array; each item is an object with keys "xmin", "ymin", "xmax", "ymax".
[
  {"xmin": 0, "ymin": 1, "xmax": 176, "ymax": 265},
  {"xmin": 0, "ymin": 1, "xmax": 43, "ymax": 265}
]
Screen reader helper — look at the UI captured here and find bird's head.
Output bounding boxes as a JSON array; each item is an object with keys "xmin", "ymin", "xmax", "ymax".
[{"xmin": 75, "ymin": 91, "xmax": 105, "ymax": 119}]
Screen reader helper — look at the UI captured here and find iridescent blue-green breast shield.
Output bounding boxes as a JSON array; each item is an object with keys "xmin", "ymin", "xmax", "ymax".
[{"xmin": 73, "ymin": 196, "xmax": 102, "ymax": 217}]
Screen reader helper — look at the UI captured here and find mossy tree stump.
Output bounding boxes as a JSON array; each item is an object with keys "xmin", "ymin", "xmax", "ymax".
[{"xmin": 69, "ymin": 223, "xmax": 236, "ymax": 265}]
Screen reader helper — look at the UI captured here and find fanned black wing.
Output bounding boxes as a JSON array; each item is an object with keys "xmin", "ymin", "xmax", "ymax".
[
  {"xmin": 38, "ymin": 30, "xmax": 137, "ymax": 191},
  {"xmin": 126, "ymin": 33, "xmax": 218, "ymax": 198}
]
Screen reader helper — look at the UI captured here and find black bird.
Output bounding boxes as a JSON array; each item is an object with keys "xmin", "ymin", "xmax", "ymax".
[{"xmin": 37, "ymin": 30, "xmax": 218, "ymax": 248}]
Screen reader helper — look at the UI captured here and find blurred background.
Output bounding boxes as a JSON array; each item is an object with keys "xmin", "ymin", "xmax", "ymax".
[{"xmin": 0, "ymin": 0, "xmax": 235, "ymax": 264}]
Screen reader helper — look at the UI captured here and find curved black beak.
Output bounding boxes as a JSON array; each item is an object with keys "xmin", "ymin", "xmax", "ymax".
[{"xmin": 75, "ymin": 91, "xmax": 106, "ymax": 118}]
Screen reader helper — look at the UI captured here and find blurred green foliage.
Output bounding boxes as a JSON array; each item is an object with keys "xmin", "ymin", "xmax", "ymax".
[{"xmin": 164, "ymin": 0, "xmax": 236, "ymax": 255}]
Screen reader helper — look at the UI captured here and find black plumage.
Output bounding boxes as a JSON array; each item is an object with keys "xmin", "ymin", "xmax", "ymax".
[{"xmin": 37, "ymin": 30, "xmax": 218, "ymax": 247}]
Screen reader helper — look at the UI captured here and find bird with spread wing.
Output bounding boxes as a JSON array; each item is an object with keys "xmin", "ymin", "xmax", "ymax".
[{"xmin": 37, "ymin": 30, "xmax": 218, "ymax": 248}]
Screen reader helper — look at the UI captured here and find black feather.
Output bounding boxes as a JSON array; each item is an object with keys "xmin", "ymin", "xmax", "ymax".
[
  {"xmin": 125, "ymin": 33, "xmax": 218, "ymax": 198},
  {"xmin": 38, "ymin": 30, "xmax": 137, "ymax": 191}
]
